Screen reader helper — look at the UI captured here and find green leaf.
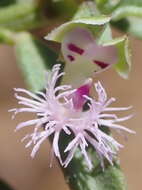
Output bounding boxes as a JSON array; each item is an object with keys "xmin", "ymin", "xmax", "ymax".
[
  {"xmin": 95, "ymin": 0, "xmax": 109, "ymax": 7},
  {"xmin": 45, "ymin": 2, "xmax": 110, "ymax": 42},
  {"xmin": 0, "ymin": 2, "xmax": 45, "ymax": 31},
  {"xmin": 45, "ymin": 1, "xmax": 111, "ymax": 42},
  {"xmin": 109, "ymin": 37, "xmax": 131, "ymax": 79},
  {"xmin": 119, "ymin": 0, "xmax": 142, "ymax": 6},
  {"xmin": 114, "ymin": 36, "xmax": 131, "ymax": 79},
  {"xmin": 98, "ymin": 28, "xmax": 131, "ymax": 78},
  {"xmin": 0, "ymin": 28, "xmax": 16, "ymax": 44},
  {"xmin": 112, "ymin": 6, "xmax": 142, "ymax": 21},
  {"xmin": 45, "ymin": 15, "xmax": 110, "ymax": 42},
  {"xmin": 73, "ymin": 1, "xmax": 101, "ymax": 20},
  {"xmin": 95, "ymin": 0, "xmax": 120, "ymax": 14},
  {"xmin": 97, "ymin": 0, "xmax": 142, "ymax": 39},
  {"xmin": 15, "ymin": 32, "xmax": 58, "ymax": 92},
  {"xmin": 111, "ymin": 4, "xmax": 142, "ymax": 39},
  {"xmin": 97, "ymin": 24, "xmax": 112, "ymax": 44}
]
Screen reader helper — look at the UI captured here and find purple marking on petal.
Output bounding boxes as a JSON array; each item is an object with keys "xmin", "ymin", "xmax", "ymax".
[
  {"xmin": 94, "ymin": 60, "xmax": 109, "ymax": 69},
  {"xmin": 68, "ymin": 43, "xmax": 84, "ymax": 55},
  {"xmin": 67, "ymin": 55, "xmax": 75, "ymax": 62},
  {"xmin": 72, "ymin": 79, "xmax": 92, "ymax": 110}
]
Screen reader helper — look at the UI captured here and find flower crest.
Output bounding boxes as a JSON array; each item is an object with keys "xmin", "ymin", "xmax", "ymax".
[{"xmin": 10, "ymin": 64, "xmax": 134, "ymax": 169}]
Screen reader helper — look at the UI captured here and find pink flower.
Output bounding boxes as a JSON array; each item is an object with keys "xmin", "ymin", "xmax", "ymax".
[
  {"xmin": 61, "ymin": 27, "xmax": 118, "ymax": 85},
  {"xmin": 10, "ymin": 64, "xmax": 134, "ymax": 169}
]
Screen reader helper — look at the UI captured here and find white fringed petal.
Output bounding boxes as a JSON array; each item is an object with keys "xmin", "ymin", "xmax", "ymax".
[{"xmin": 10, "ymin": 64, "xmax": 134, "ymax": 170}]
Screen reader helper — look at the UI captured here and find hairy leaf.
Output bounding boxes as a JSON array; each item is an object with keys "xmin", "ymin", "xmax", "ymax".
[
  {"xmin": 0, "ymin": 2, "xmax": 45, "ymax": 31},
  {"xmin": 15, "ymin": 32, "xmax": 58, "ymax": 92},
  {"xmin": 96, "ymin": 0, "xmax": 142, "ymax": 39}
]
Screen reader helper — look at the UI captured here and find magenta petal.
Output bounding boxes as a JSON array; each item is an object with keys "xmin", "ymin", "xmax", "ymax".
[
  {"xmin": 67, "ymin": 55, "xmax": 75, "ymax": 61},
  {"xmin": 94, "ymin": 60, "xmax": 109, "ymax": 69},
  {"xmin": 72, "ymin": 78, "xmax": 92, "ymax": 110},
  {"xmin": 68, "ymin": 43, "xmax": 84, "ymax": 55}
]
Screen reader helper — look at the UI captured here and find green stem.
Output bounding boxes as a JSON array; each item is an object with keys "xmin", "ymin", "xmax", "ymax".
[{"xmin": 59, "ymin": 130, "xmax": 127, "ymax": 190}]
